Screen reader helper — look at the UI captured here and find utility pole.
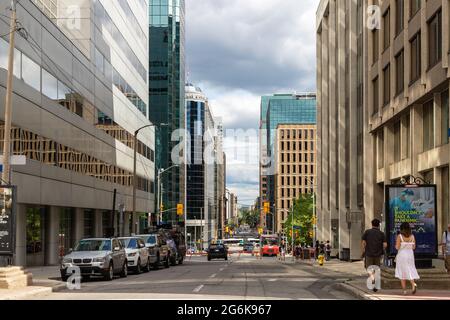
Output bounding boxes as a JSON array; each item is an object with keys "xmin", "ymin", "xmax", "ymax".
[{"xmin": 2, "ymin": 0, "xmax": 17, "ymax": 185}]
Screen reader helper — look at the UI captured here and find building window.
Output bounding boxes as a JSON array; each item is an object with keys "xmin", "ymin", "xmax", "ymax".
[
  {"xmin": 373, "ymin": 76, "xmax": 379, "ymax": 114},
  {"xmin": 26, "ymin": 208, "xmax": 44, "ymax": 255},
  {"xmin": 383, "ymin": 64, "xmax": 390, "ymax": 106},
  {"xmin": 404, "ymin": 114, "xmax": 411, "ymax": 159},
  {"xmin": 410, "ymin": 0, "xmax": 421, "ymax": 18},
  {"xmin": 441, "ymin": 90, "xmax": 449, "ymax": 145},
  {"xmin": 428, "ymin": 10, "xmax": 442, "ymax": 69},
  {"xmin": 395, "ymin": 0, "xmax": 404, "ymax": 36},
  {"xmin": 395, "ymin": 50, "xmax": 404, "ymax": 96},
  {"xmin": 377, "ymin": 130, "xmax": 384, "ymax": 169},
  {"xmin": 423, "ymin": 100, "xmax": 435, "ymax": 151},
  {"xmin": 410, "ymin": 33, "xmax": 421, "ymax": 83},
  {"xmin": 383, "ymin": 8, "xmax": 390, "ymax": 50},
  {"xmin": 372, "ymin": 29, "xmax": 379, "ymax": 64},
  {"xmin": 84, "ymin": 210, "xmax": 95, "ymax": 238},
  {"xmin": 394, "ymin": 121, "xmax": 401, "ymax": 162},
  {"xmin": 442, "ymin": 167, "xmax": 449, "ymax": 227}
]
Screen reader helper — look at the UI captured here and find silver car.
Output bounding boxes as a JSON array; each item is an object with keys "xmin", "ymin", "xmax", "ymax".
[{"xmin": 60, "ymin": 238, "xmax": 128, "ymax": 281}]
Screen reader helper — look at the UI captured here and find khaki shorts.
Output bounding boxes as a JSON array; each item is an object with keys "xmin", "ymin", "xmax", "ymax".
[{"xmin": 365, "ymin": 256, "xmax": 381, "ymax": 269}]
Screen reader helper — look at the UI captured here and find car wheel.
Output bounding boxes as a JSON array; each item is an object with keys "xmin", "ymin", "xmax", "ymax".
[
  {"xmin": 207, "ymin": 256, "xmax": 211, "ymax": 261},
  {"xmin": 60, "ymin": 273, "xmax": 68, "ymax": 282},
  {"xmin": 144, "ymin": 258, "xmax": 151, "ymax": 273},
  {"xmin": 104, "ymin": 262, "xmax": 114, "ymax": 281},
  {"xmin": 178, "ymin": 255, "xmax": 184, "ymax": 265},
  {"xmin": 225, "ymin": 256, "xmax": 228, "ymax": 261},
  {"xmin": 170, "ymin": 253, "xmax": 177, "ymax": 266},
  {"xmin": 164, "ymin": 254, "xmax": 170, "ymax": 268},
  {"xmin": 153, "ymin": 254, "xmax": 160, "ymax": 270},
  {"xmin": 136, "ymin": 259, "xmax": 142, "ymax": 274},
  {"xmin": 120, "ymin": 261, "xmax": 128, "ymax": 278}
]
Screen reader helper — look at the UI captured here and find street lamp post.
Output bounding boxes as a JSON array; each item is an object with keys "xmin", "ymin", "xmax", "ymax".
[
  {"xmin": 157, "ymin": 164, "xmax": 179, "ymax": 225},
  {"xmin": 132, "ymin": 123, "xmax": 167, "ymax": 220}
]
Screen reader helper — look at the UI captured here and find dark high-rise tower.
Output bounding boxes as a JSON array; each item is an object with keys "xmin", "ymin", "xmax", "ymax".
[{"xmin": 149, "ymin": 0, "xmax": 186, "ymax": 225}]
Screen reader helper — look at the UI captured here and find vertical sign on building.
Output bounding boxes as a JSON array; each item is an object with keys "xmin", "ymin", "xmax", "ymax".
[{"xmin": 0, "ymin": 186, "xmax": 16, "ymax": 257}]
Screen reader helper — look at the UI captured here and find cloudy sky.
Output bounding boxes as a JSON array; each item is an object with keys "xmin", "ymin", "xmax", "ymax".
[{"xmin": 185, "ymin": 0, "xmax": 319, "ymax": 206}]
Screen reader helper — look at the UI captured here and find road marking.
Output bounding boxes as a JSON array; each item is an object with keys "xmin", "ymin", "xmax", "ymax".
[
  {"xmin": 193, "ymin": 285, "xmax": 204, "ymax": 293},
  {"xmin": 219, "ymin": 268, "xmax": 224, "ymax": 272},
  {"xmin": 267, "ymin": 279, "xmax": 277, "ymax": 282},
  {"xmin": 210, "ymin": 274, "xmax": 217, "ymax": 278}
]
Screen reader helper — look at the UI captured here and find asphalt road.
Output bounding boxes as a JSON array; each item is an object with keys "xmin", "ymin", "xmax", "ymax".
[{"xmin": 30, "ymin": 254, "xmax": 357, "ymax": 300}]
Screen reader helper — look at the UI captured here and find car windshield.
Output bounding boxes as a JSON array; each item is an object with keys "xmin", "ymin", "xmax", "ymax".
[
  {"xmin": 119, "ymin": 238, "xmax": 137, "ymax": 249},
  {"xmin": 262, "ymin": 238, "xmax": 278, "ymax": 246},
  {"xmin": 74, "ymin": 240, "xmax": 111, "ymax": 251},
  {"xmin": 145, "ymin": 235, "xmax": 156, "ymax": 245}
]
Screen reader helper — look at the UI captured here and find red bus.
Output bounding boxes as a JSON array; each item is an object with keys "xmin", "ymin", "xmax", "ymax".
[{"xmin": 260, "ymin": 235, "xmax": 280, "ymax": 257}]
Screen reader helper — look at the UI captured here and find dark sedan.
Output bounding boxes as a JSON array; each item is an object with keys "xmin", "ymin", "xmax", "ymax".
[{"xmin": 207, "ymin": 244, "xmax": 228, "ymax": 261}]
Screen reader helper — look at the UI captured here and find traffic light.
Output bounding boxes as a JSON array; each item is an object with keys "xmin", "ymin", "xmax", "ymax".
[
  {"xmin": 264, "ymin": 202, "xmax": 270, "ymax": 213},
  {"xmin": 258, "ymin": 227, "xmax": 263, "ymax": 235},
  {"xmin": 312, "ymin": 216, "xmax": 317, "ymax": 225},
  {"xmin": 177, "ymin": 203, "xmax": 183, "ymax": 216},
  {"xmin": 160, "ymin": 203, "xmax": 164, "ymax": 212},
  {"xmin": 289, "ymin": 230, "xmax": 292, "ymax": 237},
  {"xmin": 308, "ymin": 231, "xmax": 314, "ymax": 238}
]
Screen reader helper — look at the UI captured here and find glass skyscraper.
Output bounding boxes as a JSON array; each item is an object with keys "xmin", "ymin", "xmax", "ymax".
[{"xmin": 149, "ymin": 0, "xmax": 186, "ymax": 224}]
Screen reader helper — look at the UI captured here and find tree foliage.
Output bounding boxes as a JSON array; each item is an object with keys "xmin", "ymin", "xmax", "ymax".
[
  {"xmin": 283, "ymin": 194, "xmax": 314, "ymax": 246},
  {"xmin": 238, "ymin": 208, "xmax": 259, "ymax": 229}
]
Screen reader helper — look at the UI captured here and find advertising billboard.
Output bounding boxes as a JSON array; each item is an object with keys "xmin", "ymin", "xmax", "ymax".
[
  {"xmin": 0, "ymin": 186, "xmax": 15, "ymax": 256},
  {"xmin": 385, "ymin": 185, "xmax": 438, "ymax": 258}
]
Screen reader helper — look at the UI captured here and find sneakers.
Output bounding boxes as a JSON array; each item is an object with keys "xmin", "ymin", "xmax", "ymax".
[{"xmin": 412, "ymin": 283, "xmax": 417, "ymax": 295}]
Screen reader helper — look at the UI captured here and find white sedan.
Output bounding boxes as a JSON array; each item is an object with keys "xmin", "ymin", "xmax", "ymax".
[{"xmin": 118, "ymin": 237, "xmax": 151, "ymax": 274}]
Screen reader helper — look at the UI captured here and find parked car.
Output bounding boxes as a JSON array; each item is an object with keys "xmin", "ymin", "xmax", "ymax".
[
  {"xmin": 207, "ymin": 243, "xmax": 228, "ymax": 261},
  {"xmin": 137, "ymin": 233, "xmax": 170, "ymax": 269},
  {"xmin": 60, "ymin": 238, "xmax": 127, "ymax": 281},
  {"xmin": 118, "ymin": 237, "xmax": 151, "ymax": 274}
]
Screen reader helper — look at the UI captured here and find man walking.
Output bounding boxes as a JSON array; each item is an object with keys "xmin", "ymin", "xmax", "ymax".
[
  {"xmin": 441, "ymin": 224, "xmax": 450, "ymax": 274},
  {"xmin": 361, "ymin": 219, "xmax": 387, "ymax": 269},
  {"xmin": 325, "ymin": 241, "xmax": 332, "ymax": 261}
]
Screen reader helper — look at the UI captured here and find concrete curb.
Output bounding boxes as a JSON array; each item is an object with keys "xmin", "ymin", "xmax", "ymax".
[{"xmin": 335, "ymin": 282, "xmax": 379, "ymax": 301}]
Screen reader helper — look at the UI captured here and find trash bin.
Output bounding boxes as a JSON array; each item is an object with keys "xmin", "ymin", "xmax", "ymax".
[
  {"xmin": 340, "ymin": 248, "xmax": 350, "ymax": 261},
  {"xmin": 303, "ymin": 248, "xmax": 310, "ymax": 259}
]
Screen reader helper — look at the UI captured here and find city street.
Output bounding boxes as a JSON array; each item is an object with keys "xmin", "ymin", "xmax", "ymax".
[{"xmin": 28, "ymin": 254, "xmax": 356, "ymax": 300}]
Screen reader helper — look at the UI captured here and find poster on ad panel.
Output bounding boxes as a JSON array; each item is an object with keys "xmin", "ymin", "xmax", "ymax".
[{"xmin": 385, "ymin": 185, "xmax": 438, "ymax": 258}]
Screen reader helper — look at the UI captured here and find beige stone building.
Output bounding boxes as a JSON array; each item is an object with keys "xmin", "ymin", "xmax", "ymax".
[
  {"xmin": 368, "ymin": 0, "xmax": 449, "ymax": 241},
  {"xmin": 275, "ymin": 124, "xmax": 316, "ymax": 233},
  {"xmin": 317, "ymin": 0, "xmax": 450, "ymax": 261}
]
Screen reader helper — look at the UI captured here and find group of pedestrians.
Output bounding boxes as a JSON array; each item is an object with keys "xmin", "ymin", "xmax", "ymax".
[
  {"xmin": 314, "ymin": 240, "xmax": 331, "ymax": 261},
  {"xmin": 361, "ymin": 219, "xmax": 421, "ymax": 295}
]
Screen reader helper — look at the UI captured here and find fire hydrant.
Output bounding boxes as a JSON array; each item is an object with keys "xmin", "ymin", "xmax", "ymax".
[{"xmin": 318, "ymin": 254, "xmax": 325, "ymax": 266}]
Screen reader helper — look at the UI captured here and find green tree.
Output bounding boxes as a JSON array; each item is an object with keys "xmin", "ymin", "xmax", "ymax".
[
  {"xmin": 284, "ymin": 194, "xmax": 314, "ymax": 246},
  {"xmin": 239, "ymin": 208, "xmax": 259, "ymax": 229}
]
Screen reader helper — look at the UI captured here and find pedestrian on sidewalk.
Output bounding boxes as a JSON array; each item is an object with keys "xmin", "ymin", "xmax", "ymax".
[
  {"xmin": 325, "ymin": 241, "xmax": 331, "ymax": 261},
  {"xmin": 440, "ymin": 224, "xmax": 450, "ymax": 274},
  {"xmin": 315, "ymin": 240, "xmax": 320, "ymax": 259},
  {"xmin": 362, "ymin": 219, "xmax": 387, "ymax": 269},
  {"xmin": 395, "ymin": 222, "xmax": 419, "ymax": 295}
]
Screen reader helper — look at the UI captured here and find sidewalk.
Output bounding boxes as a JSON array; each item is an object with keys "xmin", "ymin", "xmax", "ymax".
[
  {"xmin": 281, "ymin": 257, "xmax": 450, "ymax": 300},
  {"xmin": 0, "ymin": 266, "xmax": 66, "ymax": 300}
]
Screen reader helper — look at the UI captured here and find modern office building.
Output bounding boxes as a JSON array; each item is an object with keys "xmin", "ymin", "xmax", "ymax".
[
  {"xmin": 185, "ymin": 84, "xmax": 224, "ymax": 248},
  {"xmin": 275, "ymin": 124, "xmax": 317, "ymax": 233},
  {"xmin": 317, "ymin": 0, "xmax": 450, "ymax": 261},
  {"xmin": 0, "ymin": 0, "xmax": 154, "ymax": 266},
  {"xmin": 259, "ymin": 93, "xmax": 317, "ymax": 232},
  {"xmin": 148, "ymin": 0, "xmax": 186, "ymax": 225}
]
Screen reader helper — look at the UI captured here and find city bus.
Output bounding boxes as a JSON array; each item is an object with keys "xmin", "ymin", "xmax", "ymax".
[{"xmin": 222, "ymin": 238, "xmax": 244, "ymax": 253}]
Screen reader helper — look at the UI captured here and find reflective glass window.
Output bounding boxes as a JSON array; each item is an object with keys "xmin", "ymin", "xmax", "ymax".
[
  {"xmin": 21, "ymin": 54, "xmax": 41, "ymax": 91},
  {"xmin": 42, "ymin": 69, "xmax": 58, "ymax": 99}
]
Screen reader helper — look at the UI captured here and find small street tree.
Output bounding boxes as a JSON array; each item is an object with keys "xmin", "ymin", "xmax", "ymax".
[{"xmin": 283, "ymin": 194, "xmax": 314, "ymax": 246}]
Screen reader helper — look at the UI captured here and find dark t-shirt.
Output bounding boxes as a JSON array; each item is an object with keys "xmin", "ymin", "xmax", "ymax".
[{"xmin": 362, "ymin": 228, "xmax": 386, "ymax": 258}]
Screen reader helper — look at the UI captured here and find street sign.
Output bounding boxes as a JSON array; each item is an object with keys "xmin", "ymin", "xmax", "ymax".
[
  {"xmin": 0, "ymin": 186, "xmax": 16, "ymax": 256},
  {"xmin": 0, "ymin": 155, "xmax": 27, "ymax": 166}
]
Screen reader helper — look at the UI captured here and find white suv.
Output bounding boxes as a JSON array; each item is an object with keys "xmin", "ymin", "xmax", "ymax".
[{"xmin": 118, "ymin": 237, "xmax": 151, "ymax": 274}]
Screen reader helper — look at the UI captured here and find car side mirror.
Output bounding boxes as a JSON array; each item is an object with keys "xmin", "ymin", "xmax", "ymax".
[{"xmin": 68, "ymin": 248, "xmax": 73, "ymax": 253}]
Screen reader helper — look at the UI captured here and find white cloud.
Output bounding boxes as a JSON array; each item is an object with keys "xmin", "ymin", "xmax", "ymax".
[{"xmin": 186, "ymin": 0, "xmax": 319, "ymax": 204}]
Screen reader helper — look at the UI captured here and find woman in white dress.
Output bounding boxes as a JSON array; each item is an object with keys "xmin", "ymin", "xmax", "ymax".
[{"xmin": 395, "ymin": 222, "xmax": 420, "ymax": 295}]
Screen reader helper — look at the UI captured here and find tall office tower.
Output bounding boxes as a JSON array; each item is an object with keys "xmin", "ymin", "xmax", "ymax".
[
  {"xmin": 149, "ymin": 0, "xmax": 186, "ymax": 225},
  {"xmin": 275, "ymin": 124, "xmax": 317, "ymax": 233},
  {"xmin": 185, "ymin": 83, "xmax": 220, "ymax": 248},
  {"xmin": 0, "ymin": 0, "xmax": 154, "ymax": 266},
  {"xmin": 259, "ymin": 94, "xmax": 317, "ymax": 233}
]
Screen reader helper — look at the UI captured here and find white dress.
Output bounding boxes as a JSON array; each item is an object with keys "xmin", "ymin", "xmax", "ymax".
[{"xmin": 395, "ymin": 235, "xmax": 420, "ymax": 280}]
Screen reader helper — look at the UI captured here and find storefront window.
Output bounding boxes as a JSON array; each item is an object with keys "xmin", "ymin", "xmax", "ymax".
[
  {"xmin": 59, "ymin": 208, "xmax": 74, "ymax": 254},
  {"xmin": 102, "ymin": 211, "xmax": 114, "ymax": 237},
  {"xmin": 26, "ymin": 208, "xmax": 44, "ymax": 254},
  {"xmin": 84, "ymin": 210, "xmax": 95, "ymax": 238}
]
